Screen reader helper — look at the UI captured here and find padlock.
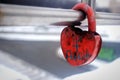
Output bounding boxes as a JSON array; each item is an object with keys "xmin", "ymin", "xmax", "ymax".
[{"xmin": 60, "ymin": 3, "xmax": 102, "ymax": 66}]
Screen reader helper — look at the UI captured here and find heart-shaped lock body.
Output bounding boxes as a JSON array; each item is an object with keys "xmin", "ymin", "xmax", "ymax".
[{"xmin": 61, "ymin": 3, "xmax": 102, "ymax": 66}]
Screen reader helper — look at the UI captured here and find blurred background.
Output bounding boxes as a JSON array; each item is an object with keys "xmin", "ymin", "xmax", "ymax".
[
  {"xmin": 0, "ymin": 0, "xmax": 120, "ymax": 80},
  {"xmin": 1, "ymin": 0, "xmax": 120, "ymax": 13}
]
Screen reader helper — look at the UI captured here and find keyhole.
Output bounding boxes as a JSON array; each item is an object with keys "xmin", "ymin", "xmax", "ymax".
[{"xmin": 74, "ymin": 52, "xmax": 77, "ymax": 60}]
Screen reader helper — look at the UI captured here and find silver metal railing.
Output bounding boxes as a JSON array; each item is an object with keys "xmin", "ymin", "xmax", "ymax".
[
  {"xmin": 0, "ymin": 4, "xmax": 82, "ymax": 26},
  {"xmin": 0, "ymin": 3, "xmax": 120, "ymax": 26}
]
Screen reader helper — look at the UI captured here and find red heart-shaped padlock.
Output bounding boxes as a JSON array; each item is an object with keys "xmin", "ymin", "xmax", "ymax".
[{"xmin": 60, "ymin": 3, "xmax": 102, "ymax": 66}]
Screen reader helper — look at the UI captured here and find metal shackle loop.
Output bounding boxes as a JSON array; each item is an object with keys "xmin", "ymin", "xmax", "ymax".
[{"xmin": 72, "ymin": 3, "xmax": 96, "ymax": 32}]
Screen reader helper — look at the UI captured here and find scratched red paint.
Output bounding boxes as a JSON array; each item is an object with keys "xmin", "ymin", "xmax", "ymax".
[{"xmin": 61, "ymin": 3, "xmax": 102, "ymax": 66}]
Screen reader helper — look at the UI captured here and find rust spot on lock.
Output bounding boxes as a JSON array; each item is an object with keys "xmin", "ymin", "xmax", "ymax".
[{"xmin": 61, "ymin": 26, "xmax": 97, "ymax": 66}]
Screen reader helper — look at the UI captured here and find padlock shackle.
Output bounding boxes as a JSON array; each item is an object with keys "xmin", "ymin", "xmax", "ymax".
[{"xmin": 72, "ymin": 3, "xmax": 96, "ymax": 32}]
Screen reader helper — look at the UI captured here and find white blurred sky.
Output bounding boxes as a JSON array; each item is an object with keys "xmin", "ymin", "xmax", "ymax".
[
  {"xmin": 96, "ymin": 0, "xmax": 120, "ymax": 8},
  {"xmin": 96, "ymin": 0, "xmax": 110, "ymax": 8}
]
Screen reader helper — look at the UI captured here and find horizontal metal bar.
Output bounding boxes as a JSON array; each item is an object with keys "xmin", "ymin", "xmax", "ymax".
[
  {"xmin": 0, "ymin": 4, "xmax": 83, "ymax": 26},
  {"xmin": 0, "ymin": 3, "xmax": 120, "ymax": 26},
  {"xmin": 96, "ymin": 12, "xmax": 120, "ymax": 20}
]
